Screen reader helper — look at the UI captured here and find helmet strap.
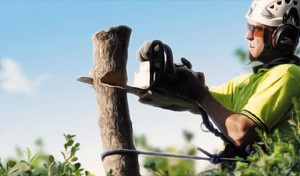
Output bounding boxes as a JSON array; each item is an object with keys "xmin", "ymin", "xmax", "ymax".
[{"xmin": 255, "ymin": 28, "xmax": 275, "ymax": 63}]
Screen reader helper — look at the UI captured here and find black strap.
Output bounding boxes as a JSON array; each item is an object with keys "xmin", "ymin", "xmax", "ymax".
[
  {"xmin": 101, "ymin": 148, "xmax": 248, "ymax": 164},
  {"xmin": 198, "ymin": 106, "xmax": 231, "ymax": 144}
]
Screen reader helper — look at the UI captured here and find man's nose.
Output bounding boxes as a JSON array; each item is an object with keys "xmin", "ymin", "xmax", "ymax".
[{"xmin": 245, "ymin": 31, "xmax": 254, "ymax": 40}]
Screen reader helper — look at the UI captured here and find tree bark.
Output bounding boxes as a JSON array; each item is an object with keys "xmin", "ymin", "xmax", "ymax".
[{"xmin": 91, "ymin": 25, "xmax": 140, "ymax": 176}]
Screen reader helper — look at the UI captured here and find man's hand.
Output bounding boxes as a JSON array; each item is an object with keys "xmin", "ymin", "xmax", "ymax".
[
  {"xmin": 173, "ymin": 68, "xmax": 209, "ymax": 105},
  {"xmin": 136, "ymin": 40, "xmax": 163, "ymax": 62},
  {"xmin": 136, "ymin": 40, "xmax": 209, "ymax": 105}
]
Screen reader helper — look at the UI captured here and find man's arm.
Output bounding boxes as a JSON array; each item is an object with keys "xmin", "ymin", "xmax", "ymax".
[
  {"xmin": 172, "ymin": 67, "xmax": 260, "ymax": 147},
  {"xmin": 136, "ymin": 40, "xmax": 261, "ymax": 147},
  {"xmin": 201, "ymin": 94, "xmax": 259, "ymax": 148}
]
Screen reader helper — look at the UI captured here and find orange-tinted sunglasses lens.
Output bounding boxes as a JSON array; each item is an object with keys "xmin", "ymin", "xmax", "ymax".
[{"xmin": 247, "ymin": 23, "xmax": 264, "ymax": 37}]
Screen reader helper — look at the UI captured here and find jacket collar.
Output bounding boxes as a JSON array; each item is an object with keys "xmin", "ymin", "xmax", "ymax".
[{"xmin": 252, "ymin": 56, "xmax": 300, "ymax": 73}]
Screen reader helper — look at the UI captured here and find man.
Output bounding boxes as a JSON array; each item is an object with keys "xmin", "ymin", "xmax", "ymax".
[
  {"xmin": 138, "ymin": 0, "xmax": 300, "ymax": 157},
  {"xmin": 205, "ymin": 0, "xmax": 300, "ymax": 149}
]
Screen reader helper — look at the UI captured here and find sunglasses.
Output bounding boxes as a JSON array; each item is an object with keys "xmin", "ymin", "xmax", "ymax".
[{"xmin": 247, "ymin": 23, "xmax": 264, "ymax": 37}]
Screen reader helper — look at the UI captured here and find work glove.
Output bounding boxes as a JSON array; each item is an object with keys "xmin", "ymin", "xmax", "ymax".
[
  {"xmin": 137, "ymin": 40, "xmax": 209, "ymax": 105},
  {"xmin": 136, "ymin": 40, "xmax": 163, "ymax": 62},
  {"xmin": 172, "ymin": 64, "xmax": 210, "ymax": 105}
]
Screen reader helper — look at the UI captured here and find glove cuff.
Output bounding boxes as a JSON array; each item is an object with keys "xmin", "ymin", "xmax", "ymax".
[{"xmin": 197, "ymin": 87, "xmax": 210, "ymax": 105}]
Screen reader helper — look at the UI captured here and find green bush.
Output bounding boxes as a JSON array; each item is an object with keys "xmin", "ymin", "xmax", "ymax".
[
  {"xmin": 199, "ymin": 97, "xmax": 300, "ymax": 176},
  {"xmin": 135, "ymin": 130, "xmax": 197, "ymax": 176},
  {"xmin": 0, "ymin": 134, "xmax": 94, "ymax": 176},
  {"xmin": 2, "ymin": 99, "xmax": 299, "ymax": 176},
  {"xmin": 137, "ymin": 98, "xmax": 300, "ymax": 176}
]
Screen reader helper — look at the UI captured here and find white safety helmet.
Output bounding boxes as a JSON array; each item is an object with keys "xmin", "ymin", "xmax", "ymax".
[{"xmin": 246, "ymin": 0, "xmax": 300, "ymax": 29}]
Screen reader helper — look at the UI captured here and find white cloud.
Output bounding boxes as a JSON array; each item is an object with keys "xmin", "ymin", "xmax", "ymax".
[{"xmin": 0, "ymin": 58, "xmax": 50, "ymax": 95}]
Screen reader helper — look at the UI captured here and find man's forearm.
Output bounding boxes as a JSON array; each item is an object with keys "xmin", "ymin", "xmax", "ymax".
[
  {"xmin": 201, "ymin": 94, "xmax": 233, "ymax": 139},
  {"xmin": 200, "ymin": 94, "xmax": 258, "ymax": 147}
]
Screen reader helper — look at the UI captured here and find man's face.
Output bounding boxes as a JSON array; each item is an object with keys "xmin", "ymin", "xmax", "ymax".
[
  {"xmin": 246, "ymin": 22, "xmax": 274, "ymax": 61},
  {"xmin": 245, "ymin": 22, "xmax": 273, "ymax": 61}
]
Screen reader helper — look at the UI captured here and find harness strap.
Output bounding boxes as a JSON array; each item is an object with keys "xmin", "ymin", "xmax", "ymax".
[{"xmin": 198, "ymin": 106, "xmax": 231, "ymax": 144}]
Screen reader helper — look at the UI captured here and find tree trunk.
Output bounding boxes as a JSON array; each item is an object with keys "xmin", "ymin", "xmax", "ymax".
[{"xmin": 91, "ymin": 25, "xmax": 140, "ymax": 176}]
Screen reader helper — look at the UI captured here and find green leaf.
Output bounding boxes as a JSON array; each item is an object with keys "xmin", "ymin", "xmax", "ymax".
[
  {"xmin": 187, "ymin": 148, "xmax": 196, "ymax": 156},
  {"xmin": 48, "ymin": 155, "xmax": 55, "ymax": 163},
  {"xmin": 24, "ymin": 170, "xmax": 32, "ymax": 175},
  {"xmin": 61, "ymin": 152, "xmax": 66, "ymax": 159},
  {"xmin": 20, "ymin": 160, "xmax": 30, "ymax": 166},
  {"xmin": 29, "ymin": 153, "xmax": 40, "ymax": 163},
  {"xmin": 74, "ymin": 143, "xmax": 80, "ymax": 148},
  {"xmin": 242, "ymin": 169, "xmax": 262, "ymax": 176},
  {"xmin": 234, "ymin": 47, "xmax": 247, "ymax": 63},
  {"xmin": 71, "ymin": 157, "xmax": 78, "ymax": 162},
  {"xmin": 65, "ymin": 139, "xmax": 75, "ymax": 149},
  {"xmin": 7, "ymin": 160, "xmax": 16, "ymax": 169},
  {"xmin": 71, "ymin": 146, "xmax": 79, "ymax": 157},
  {"xmin": 85, "ymin": 171, "xmax": 94, "ymax": 176},
  {"xmin": 149, "ymin": 162, "xmax": 157, "ymax": 171},
  {"xmin": 183, "ymin": 130, "xmax": 194, "ymax": 142},
  {"xmin": 35, "ymin": 138, "xmax": 44, "ymax": 148},
  {"xmin": 74, "ymin": 163, "xmax": 81, "ymax": 170},
  {"xmin": 26, "ymin": 148, "xmax": 32, "ymax": 161},
  {"xmin": 107, "ymin": 169, "xmax": 113, "ymax": 176}
]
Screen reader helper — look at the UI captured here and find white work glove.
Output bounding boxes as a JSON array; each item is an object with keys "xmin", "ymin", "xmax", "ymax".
[
  {"xmin": 137, "ymin": 40, "xmax": 209, "ymax": 105},
  {"xmin": 136, "ymin": 40, "xmax": 164, "ymax": 62}
]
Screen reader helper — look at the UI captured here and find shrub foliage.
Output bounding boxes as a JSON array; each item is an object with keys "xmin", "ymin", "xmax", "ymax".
[
  {"xmin": 0, "ymin": 134, "xmax": 94, "ymax": 176},
  {"xmin": 136, "ymin": 98, "xmax": 300, "ymax": 176},
  {"xmin": 1, "ymin": 104, "xmax": 299, "ymax": 176},
  {"xmin": 200, "ymin": 98, "xmax": 300, "ymax": 176}
]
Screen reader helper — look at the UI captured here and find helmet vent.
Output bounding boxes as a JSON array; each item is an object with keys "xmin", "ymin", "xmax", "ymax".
[
  {"xmin": 294, "ymin": 1, "xmax": 298, "ymax": 5},
  {"xmin": 270, "ymin": 5, "xmax": 275, "ymax": 9},
  {"xmin": 277, "ymin": 1, "xmax": 282, "ymax": 5},
  {"xmin": 286, "ymin": 0, "xmax": 291, "ymax": 4}
]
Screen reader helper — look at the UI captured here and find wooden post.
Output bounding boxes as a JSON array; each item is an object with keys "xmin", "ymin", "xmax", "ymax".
[{"xmin": 91, "ymin": 26, "xmax": 140, "ymax": 175}]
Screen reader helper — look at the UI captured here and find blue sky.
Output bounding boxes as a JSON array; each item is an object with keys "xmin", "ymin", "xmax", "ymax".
[{"xmin": 0, "ymin": 0, "xmax": 252, "ymax": 175}]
